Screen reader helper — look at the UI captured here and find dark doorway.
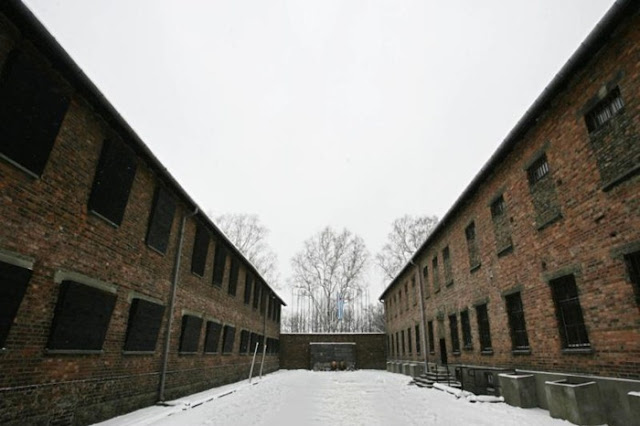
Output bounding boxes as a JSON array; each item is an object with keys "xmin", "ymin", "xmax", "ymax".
[{"xmin": 439, "ymin": 338, "xmax": 447, "ymax": 365}]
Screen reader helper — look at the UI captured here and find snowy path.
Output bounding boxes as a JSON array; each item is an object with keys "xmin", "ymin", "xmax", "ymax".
[{"xmin": 99, "ymin": 370, "xmax": 569, "ymax": 426}]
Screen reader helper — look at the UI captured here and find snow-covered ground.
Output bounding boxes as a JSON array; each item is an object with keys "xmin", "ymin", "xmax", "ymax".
[{"xmin": 97, "ymin": 370, "xmax": 570, "ymax": 426}]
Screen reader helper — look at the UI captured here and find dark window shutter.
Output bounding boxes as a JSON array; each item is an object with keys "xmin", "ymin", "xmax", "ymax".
[
  {"xmin": 249, "ymin": 332, "xmax": 258, "ymax": 353},
  {"xmin": 204, "ymin": 321, "xmax": 222, "ymax": 353},
  {"xmin": 179, "ymin": 315, "xmax": 202, "ymax": 352},
  {"xmin": 146, "ymin": 186, "xmax": 176, "ymax": 254},
  {"xmin": 47, "ymin": 281, "xmax": 117, "ymax": 350},
  {"xmin": 191, "ymin": 222, "xmax": 209, "ymax": 276},
  {"xmin": 0, "ymin": 261, "xmax": 32, "ymax": 347},
  {"xmin": 0, "ymin": 50, "xmax": 70, "ymax": 176},
  {"xmin": 88, "ymin": 138, "xmax": 138, "ymax": 226},
  {"xmin": 228, "ymin": 258, "xmax": 239, "ymax": 296},
  {"xmin": 212, "ymin": 243, "xmax": 227, "ymax": 286},
  {"xmin": 123, "ymin": 298, "xmax": 165, "ymax": 352},
  {"xmin": 222, "ymin": 325, "xmax": 235, "ymax": 353},
  {"xmin": 239, "ymin": 330, "xmax": 250, "ymax": 354}
]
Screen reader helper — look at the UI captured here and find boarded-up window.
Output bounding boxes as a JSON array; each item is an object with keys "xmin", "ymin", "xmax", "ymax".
[
  {"xmin": 244, "ymin": 273, "xmax": 253, "ymax": 305},
  {"xmin": 47, "ymin": 281, "xmax": 116, "ymax": 351},
  {"xmin": 204, "ymin": 321, "xmax": 222, "ymax": 353},
  {"xmin": 490, "ymin": 195, "xmax": 513, "ymax": 255},
  {"xmin": 221, "ymin": 325, "xmax": 235, "ymax": 354},
  {"xmin": 465, "ymin": 222, "xmax": 480, "ymax": 269},
  {"xmin": 422, "ymin": 265, "xmax": 430, "ymax": 298},
  {"xmin": 123, "ymin": 298, "xmax": 165, "ymax": 352},
  {"xmin": 146, "ymin": 186, "xmax": 176, "ymax": 254},
  {"xmin": 88, "ymin": 138, "xmax": 137, "ymax": 226},
  {"xmin": 228, "ymin": 258, "xmax": 239, "ymax": 296},
  {"xmin": 239, "ymin": 329, "xmax": 250, "ymax": 354},
  {"xmin": 0, "ymin": 261, "xmax": 32, "ymax": 348},
  {"xmin": 212, "ymin": 243, "xmax": 227, "ymax": 287},
  {"xmin": 179, "ymin": 315, "xmax": 202, "ymax": 353},
  {"xmin": 0, "ymin": 50, "xmax": 70, "ymax": 176},
  {"xmin": 443, "ymin": 247, "xmax": 453, "ymax": 286},
  {"xmin": 191, "ymin": 222, "xmax": 209, "ymax": 277},
  {"xmin": 432, "ymin": 257, "xmax": 440, "ymax": 292}
]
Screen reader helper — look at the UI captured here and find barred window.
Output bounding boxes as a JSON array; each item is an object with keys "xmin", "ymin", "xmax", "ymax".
[
  {"xmin": 432, "ymin": 257, "xmax": 440, "ymax": 291},
  {"xmin": 527, "ymin": 155, "xmax": 550, "ymax": 185},
  {"xmin": 550, "ymin": 275, "xmax": 590, "ymax": 349},
  {"xmin": 449, "ymin": 314, "xmax": 460, "ymax": 353},
  {"xmin": 415, "ymin": 324, "xmax": 421, "ymax": 354},
  {"xmin": 465, "ymin": 222, "xmax": 480, "ymax": 268},
  {"xmin": 475, "ymin": 304, "xmax": 492, "ymax": 352},
  {"xmin": 443, "ymin": 246, "xmax": 453, "ymax": 285},
  {"xmin": 505, "ymin": 292, "xmax": 530, "ymax": 350},
  {"xmin": 460, "ymin": 310, "xmax": 472, "ymax": 349},
  {"xmin": 422, "ymin": 265, "xmax": 430, "ymax": 297},
  {"xmin": 427, "ymin": 320, "xmax": 435, "ymax": 354},
  {"xmin": 585, "ymin": 87, "xmax": 624, "ymax": 133},
  {"xmin": 490, "ymin": 195, "xmax": 507, "ymax": 218}
]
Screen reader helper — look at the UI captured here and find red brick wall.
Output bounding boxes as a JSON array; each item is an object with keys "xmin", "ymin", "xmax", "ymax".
[
  {"xmin": 385, "ymin": 8, "xmax": 640, "ymax": 379},
  {"xmin": 281, "ymin": 333, "xmax": 386, "ymax": 370},
  {"xmin": 0, "ymin": 9, "xmax": 281, "ymax": 425}
]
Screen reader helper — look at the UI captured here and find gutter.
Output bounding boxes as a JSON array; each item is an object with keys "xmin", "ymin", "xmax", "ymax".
[
  {"xmin": 158, "ymin": 207, "xmax": 198, "ymax": 403},
  {"xmin": 379, "ymin": 0, "xmax": 638, "ymax": 301}
]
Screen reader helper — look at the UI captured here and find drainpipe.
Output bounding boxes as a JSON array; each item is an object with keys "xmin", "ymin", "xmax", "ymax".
[
  {"xmin": 158, "ymin": 207, "xmax": 198, "ymax": 403},
  {"xmin": 410, "ymin": 259, "xmax": 429, "ymax": 373}
]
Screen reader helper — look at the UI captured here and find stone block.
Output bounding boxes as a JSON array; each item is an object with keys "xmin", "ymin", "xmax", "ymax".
[
  {"xmin": 499, "ymin": 374, "xmax": 537, "ymax": 408},
  {"xmin": 545, "ymin": 379, "xmax": 605, "ymax": 425}
]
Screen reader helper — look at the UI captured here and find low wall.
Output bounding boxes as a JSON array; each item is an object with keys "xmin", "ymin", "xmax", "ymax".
[{"xmin": 280, "ymin": 333, "xmax": 386, "ymax": 370}]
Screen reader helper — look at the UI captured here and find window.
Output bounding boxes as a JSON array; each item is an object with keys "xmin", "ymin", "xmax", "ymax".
[
  {"xmin": 443, "ymin": 247, "xmax": 453, "ymax": 286},
  {"xmin": 465, "ymin": 222, "xmax": 480, "ymax": 269},
  {"xmin": 461, "ymin": 310, "xmax": 472, "ymax": 349},
  {"xmin": 0, "ymin": 49, "xmax": 70, "ymax": 176},
  {"xmin": 404, "ymin": 283, "xmax": 409, "ymax": 309},
  {"xmin": 395, "ymin": 332, "xmax": 400, "ymax": 355},
  {"xmin": 427, "ymin": 321, "xmax": 435, "ymax": 354},
  {"xmin": 624, "ymin": 251, "xmax": 640, "ymax": 305},
  {"xmin": 191, "ymin": 222, "xmax": 209, "ymax": 277},
  {"xmin": 145, "ymin": 186, "xmax": 176, "ymax": 254},
  {"xmin": 88, "ymin": 138, "xmax": 138, "ymax": 226},
  {"xmin": 389, "ymin": 334, "xmax": 393, "ymax": 356},
  {"xmin": 584, "ymin": 86, "xmax": 638, "ymax": 188},
  {"xmin": 476, "ymin": 304, "xmax": 492, "ymax": 352},
  {"xmin": 390, "ymin": 334, "xmax": 395, "ymax": 356},
  {"xmin": 527, "ymin": 154, "xmax": 561, "ymax": 229},
  {"xmin": 527, "ymin": 155, "xmax": 550, "ymax": 185},
  {"xmin": 412, "ymin": 277, "xmax": 417, "ymax": 305},
  {"xmin": 449, "ymin": 314, "xmax": 460, "ymax": 354},
  {"xmin": 239, "ymin": 330, "xmax": 250, "ymax": 354},
  {"xmin": 179, "ymin": 315, "xmax": 202, "ymax": 353},
  {"xmin": 415, "ymin": 324, "xmax": 421, "ymax": 354},
  {"xmin": 401, "ymin": 330, "xmax": 405, "ymax": 355},
  {"xmin": 505, "ymin": 292, "xmax": 530, "ymax": 351},
  {"xmin": 490, "ymin": 195, "xmax": 513, "ymax": 254},
  {"xmin": 0, "ymin": 261, "xmax": 32, "ymax": 348},
  {"xmin": 585, "ymin": 87, "xmax": 624, "ymax": 133},
  {"xmin": 260, "ymin": 288, "xmax": 268, "ymax": 315},
  {"xmin": 407, "ymin": 327, "xmax": 412, "ymax": 354},
  {"xmin": 123, "ymin": 298, "xmax": 165, "ymax": 352},
  {"xmin": 212, "ymin": 242, "xmax": 227, "ymax": 286},
  {"xmin": 276, "ymin": 303, "xmax": 281, "ymax": 323},
  {"xmin": 398, "ymin": 289, "xmax": 402, "ymax": 313},
  {"xmin": 204, "ymin": 321, "xmax": 222, "ymax": 353},
  {"xmin": 47, "ymin": 281, "xmax": 117, "ymax": 351},
  {"xmin": 250, "ymin": 332, "xmax": 259, "ymax": 353},
  {"xmin": 221, "ymin": 325, "xmax": 236, "ymax": 354},
  {"xmin": 244, "ymin": 273, "xmax": 253, "ymax": 305},
  {"xmin": 550, "ymin": 275, "xmax": 590, "ymax": 349},
  {"xmin": 228, "ymin": 258, "xmax": 239, "ymax": 296},
  {"xmin": 422, "ymin": 265, "xmax": 430, "ymax": 297},
  {"xmin": 253, "ymin": 281, "xmax": 261, "ymax": 309},
  {"xmin": 432, "ymin": 257, "xmax": 440, "ymax": 291}
]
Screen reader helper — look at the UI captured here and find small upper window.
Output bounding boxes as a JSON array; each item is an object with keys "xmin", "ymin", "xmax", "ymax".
[
  {"xmin": 490, "ymin": 195, "xmax": 507, "ymax": 218},
  {"xmin": 0, "ymin": 50, "xmax": 70, "ymax": 177},
  {"xmin": 146, "ymin": 186, "xmax": 176, "ymax": 254},
  {"xmin": 244, "ymin": 273, "xmax": 253, "ymax": 305},
  {"xmin": 228, "ymin": 258, "xmax": 239, "ymax": 296},
  {"xmin": 527, "ymin": 155, "xmax": 550, "ymax": 185},
  {"xmin": 585, "ymin": 87, "xmax": 624, "ymax": 133},
  {"xmin": 88, "ymin": 138, "xmax": 138, "ymax": 226}
]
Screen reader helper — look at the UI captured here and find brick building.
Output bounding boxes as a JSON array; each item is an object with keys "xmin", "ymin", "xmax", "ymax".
[
  {"xmin": 380, "ymin": 1, "xmax": 639, "ymax": 424},
  {"xmin": 0, "ymin": 2, "xmax": 284, "ymax": 424}
]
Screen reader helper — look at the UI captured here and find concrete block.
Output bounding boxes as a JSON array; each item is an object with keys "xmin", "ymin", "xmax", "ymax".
[
  {"xmin": 545, "ymin": 379, "xmax": 605, "ymax": 425},
  {"xmin": 386, "ymin": 361, "xmax": 393, "ymax": 372},
  {"xmin": 499, "ymin": 374, "xmax": 537, "ymax": 408},
  {"xmin": 628, "ymin": 392, "xmax": 640, "ymax": 421},
  {"xmin": 407, "ymin": 363, "xmax": 424, "ymax": 377}
]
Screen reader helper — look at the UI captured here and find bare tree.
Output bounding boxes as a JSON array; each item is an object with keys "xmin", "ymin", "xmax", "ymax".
[
  {"xmin": 290, "ymin": 226, "xmax": 369, "ymax": 333},
  {"xmin": 376, "ymin": 214, "xmax": 438, "ymax": 280},
  {"xmin": 214, "ymin": 213, "xmax": 280, "ymax": 288}
]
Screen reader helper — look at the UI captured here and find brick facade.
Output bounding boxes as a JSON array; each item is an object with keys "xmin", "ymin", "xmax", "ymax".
[
  {"xmin": 0, "ymin": 3, "xmax": 283, "ymax": 425},
  {"xmin": 280, "ymin": 333, "xmax": 386, "ymax": 370},
  {"xmin": 381, "ymin": 1, "xmax": 640, "ymax": 381}
]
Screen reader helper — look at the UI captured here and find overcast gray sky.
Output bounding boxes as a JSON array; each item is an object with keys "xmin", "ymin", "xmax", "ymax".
[{"xmin": 24, "ymin": 0, "xmax": 615, "ymax": 298}]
